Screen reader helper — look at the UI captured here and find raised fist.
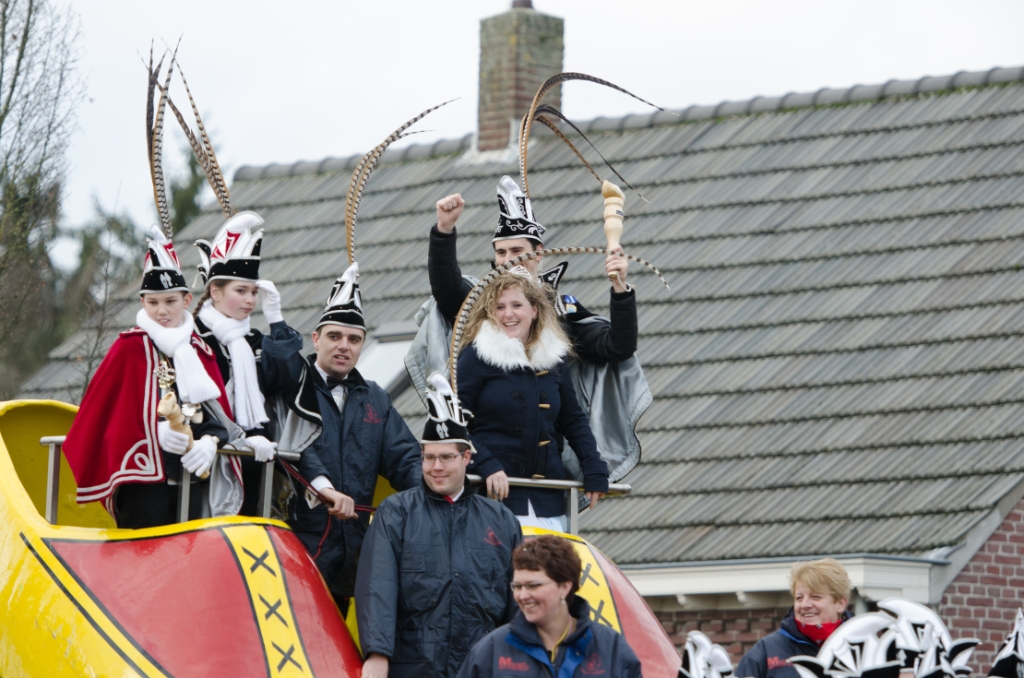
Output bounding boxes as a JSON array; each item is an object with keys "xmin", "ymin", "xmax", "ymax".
[{"xmin": 436, "ymin": 194, "xmax": 465, "ymax": 234}]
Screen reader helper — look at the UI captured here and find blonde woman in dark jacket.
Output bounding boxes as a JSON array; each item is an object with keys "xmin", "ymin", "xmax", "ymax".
[{"xmin": 457, "ymin": 270, "xmax": 609, "ymax": 530}]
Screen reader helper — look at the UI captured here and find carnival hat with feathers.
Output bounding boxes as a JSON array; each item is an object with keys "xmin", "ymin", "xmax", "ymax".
[
  {"xmin": 155, "ymin": 55, "xmax": 265, "ymax": 289},
  {"xmin": 491, "ymin": 71, "xmax": 667, "ymax": 246},
  {"xmin": 421, "ymin": 372, "xmax": 474, "ymax": 452},
  {"xmin": 141, "ymin": 45, "xmax": 188, "ymax": 295},
  {"xmin": 317, "ymin": 262, "xmax": 364, "ymax": 332}
]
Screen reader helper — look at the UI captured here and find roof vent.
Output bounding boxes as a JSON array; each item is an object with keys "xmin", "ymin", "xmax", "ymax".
[{"xmin": 477, "ymin": 2, "xmax": 563, "ymax": 152}]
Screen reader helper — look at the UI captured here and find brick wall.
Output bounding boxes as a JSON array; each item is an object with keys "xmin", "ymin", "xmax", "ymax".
[
  {"xmin": 939, "ymin": 496, "xmax": 1024, "ymax": 673},
  {"xmin": 477, "ymin": 7, "xmax": 563, "ymax": 151},
  {"xmin": 657, "ymin": 606, "xmax": 790, "ymax": 665}
]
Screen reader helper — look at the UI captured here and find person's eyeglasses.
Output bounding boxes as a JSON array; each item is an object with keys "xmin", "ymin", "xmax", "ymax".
[
  {"xmin": 510, "ymin": 580, "xmax": 554, "ymax": 593},
  {"xmin": 421, "ymin": 452, "xmax": 463, "ymax": 465}
]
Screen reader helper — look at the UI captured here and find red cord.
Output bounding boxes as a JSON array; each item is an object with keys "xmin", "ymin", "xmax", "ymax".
[{"xmin": 275, "ymin": 459, "xmax": 375, "ymax": 560}]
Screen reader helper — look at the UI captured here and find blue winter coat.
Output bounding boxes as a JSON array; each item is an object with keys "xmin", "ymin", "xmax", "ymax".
[
  {"xmin": 355, "ymin": 481, "xmax": 523, "ymax": 678},
  {"xmin": 457, "ymin": 322, "xmax": 609, "ymax": 517},
  {"xmin": 736, "ymin": 608, "xmax": 852, "ymax": 678},
  {"xmin": 455, "ymin": 598, "xmax": 642, "ymax": 678}
]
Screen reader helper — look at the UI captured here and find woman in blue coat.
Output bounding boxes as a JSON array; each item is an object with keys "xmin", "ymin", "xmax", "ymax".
[
  {"xmin": 457, "ymin": 269, "xmax": 609, "ymax": 530},
  {"xmin": 456, "ymin": 534, "xmax": 641, "ymax": 678}
]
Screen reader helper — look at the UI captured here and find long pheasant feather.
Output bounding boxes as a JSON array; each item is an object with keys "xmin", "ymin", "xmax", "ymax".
[
  {"xmin": 534, "ymin": 114, "xmax": 601, "ymax": 184},
  {"xmin": 145, "ymin": 43, "xmax": 162, "ymax": 171},
  {"xmin": 160, "ymin": 92, "xmax": 222, "ymax": 211},
  {"xmin": 530, "ymin": 104, "xmax": 646, "ymax": 201},
  {"xmin": 519, "ymin": 73, "xmax": 669, "ymax": 196},
  {"xmin": 149, "ymin": 43, "xmax": 178, "ymax": 238},
  {"xmin": 447, "ymin": 246, "xmax": 670, "ymax": 389},
  {"xmin": 344, "ymin": 99, "xmax": 455, "ymax": 263},
  {"xmin": 173, "ymin": 62, "xmax": 232, "ymax": 217}
]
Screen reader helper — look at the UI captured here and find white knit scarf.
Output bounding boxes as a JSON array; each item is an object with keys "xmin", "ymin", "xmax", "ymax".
[
  {"xmin": 198, "ymin": 301, "xmax": 268, "ymax": 430},
  {"xmin": 135, "ymin": 309, "xmax": 220, "ymax": 404}
]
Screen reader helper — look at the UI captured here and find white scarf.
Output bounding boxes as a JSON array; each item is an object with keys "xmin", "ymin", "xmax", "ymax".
[
  {"xmin": 135, "ymin": 309, "xmax": 220, "ymax": 404},
  {"xmin": 472, "ymin": 320, "xmax": 568, "ymax": 372},
  {"xmin": 198, "ymin": 301, "xmax": 268, "ymax": 430}
]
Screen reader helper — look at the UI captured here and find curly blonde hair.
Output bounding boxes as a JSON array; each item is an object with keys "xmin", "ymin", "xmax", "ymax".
[{"xmin": 459, "ymin": 273, "xmax": 571, "ymax": 359}]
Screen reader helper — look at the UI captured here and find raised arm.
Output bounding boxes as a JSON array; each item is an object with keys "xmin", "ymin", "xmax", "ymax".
[
  {"xmin": 258, "ymin": 321, "xmax": 306, "ymax": 396},
  {"xmin": 429, "ymin": 194, "xmax": 474, "ymax": 325}
]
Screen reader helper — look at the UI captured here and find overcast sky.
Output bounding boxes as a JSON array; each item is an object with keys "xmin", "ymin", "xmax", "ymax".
[{"xmin": 55, "ymin": 0, "xmax": 1024, "ymax": 264}]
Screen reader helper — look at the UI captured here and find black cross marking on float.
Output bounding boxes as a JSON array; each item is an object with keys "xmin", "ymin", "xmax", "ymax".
[
  {"xmin": 590, "ymin": 599, "xmax": 613, "ymax": 628},
  {"xmin": 259, "ymin": 594, "xmax": 288, "ymax": 627},
  {"xmin": 242, "ymin": 547, "xmax": 276, "ymax": 577},
  {"xmin": 579, "ymin": 563, "xmax": 600, "ymax": 588},
  {"xmin": 272, "ymin": 642, "xmax": 303, "ymax": 673}
]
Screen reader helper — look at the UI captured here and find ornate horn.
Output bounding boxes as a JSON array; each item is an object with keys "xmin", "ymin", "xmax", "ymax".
[
  {"xmin": 343, "ymin": 99, "xmax": 456, "ymax": 264},
  {"xmin": 447, "ymin": 247, "xmax": 670, "ymax": 389},
  {"xmin": 518, "ymin": 73, "xmax": 670, "ymax": 197}
]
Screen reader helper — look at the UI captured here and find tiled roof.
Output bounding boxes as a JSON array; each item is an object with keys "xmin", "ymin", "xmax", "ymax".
[{"xmin": 22, "ymin": 66, "xmax": 1024, "ymax": 566}]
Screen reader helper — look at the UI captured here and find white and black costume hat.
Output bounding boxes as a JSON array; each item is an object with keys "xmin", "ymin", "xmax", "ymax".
[
  {"xmin": 194, "ymin": 211, "xmax": 264, "ymax": 288},
  {"xmin": 420, "ymin": 372, "xmax": 474, "ymax": 451},
  {"xmin": 141, "ymin": 226, "xmax": 189, "ymax": 294},
  {"xmin": 493, "ymin": 175, "xmax": 545, "ymax": 245},
  {"xmin": 317, "ymin": 261, "xmax": 364, "ymax": 332}
]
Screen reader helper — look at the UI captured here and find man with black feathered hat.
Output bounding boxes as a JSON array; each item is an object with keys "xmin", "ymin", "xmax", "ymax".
[
  {"xmin": 429, "ymin": 176, "xmax": 637, "ymax": 360},
  {"xmin": 261, "ymin": 262, "xmax": 421, "ymax": 612}
]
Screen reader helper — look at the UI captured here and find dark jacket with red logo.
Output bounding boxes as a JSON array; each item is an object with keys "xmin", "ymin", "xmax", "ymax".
[
  {"xmin": 736, "ymin": 608, "xmax": 851, "ymax": 678},
  {"xmin": 260, "ymin": 343, "xmax": 421, "ymax": 599},
  {"xmin": 356, "ymin": 480, "xmax": 523, "ymax": 678},
  {"xmin": 455, "ymin": 597, "xmax": 641, "ymax": 678}
]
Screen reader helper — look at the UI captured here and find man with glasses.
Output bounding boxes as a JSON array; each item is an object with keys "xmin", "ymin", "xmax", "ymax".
[
  {"xmin": 356, "ymin": 373, "xmax": 523, "ymax": 678},
  {"xmin": 262, "ymin": 263, "xmax": 421, "ymax": 613}
]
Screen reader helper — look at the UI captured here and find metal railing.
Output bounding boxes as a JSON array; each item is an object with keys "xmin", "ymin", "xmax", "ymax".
[
  {"xmin": 466, "ymin": 474, "xmax": 631, "ymax": 535},
  {"xmin": 38, "ymin": 436, "xmax": 298, "ymax": 524},
  {"xmin": 38, "ymin": 437, "xmax": 631, "ymax": 535}
]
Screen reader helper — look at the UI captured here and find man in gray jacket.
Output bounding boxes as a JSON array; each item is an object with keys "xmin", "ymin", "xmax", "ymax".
[
  {"xmin": 356, "ymin": 373, "xmax": 523, "ymax": 678},
  {"xmin": 262, "ymin": 262, "xmax": 421, "ymax": 612}
]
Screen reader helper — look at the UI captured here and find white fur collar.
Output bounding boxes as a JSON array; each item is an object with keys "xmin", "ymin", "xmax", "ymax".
[{"xmin": 472, "ymin": 320, "xmax": 567, "ymax": 372}]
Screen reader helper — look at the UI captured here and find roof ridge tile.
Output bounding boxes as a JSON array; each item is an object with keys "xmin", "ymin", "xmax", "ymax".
[{"xmin": 233, "ymin": 66, "xmax": 1024, "ymax": 182}]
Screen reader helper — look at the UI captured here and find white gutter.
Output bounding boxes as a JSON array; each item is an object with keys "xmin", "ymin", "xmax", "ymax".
[{"xmin": 620, "ymin": 554, "xmax": 945, "ymax": 609}]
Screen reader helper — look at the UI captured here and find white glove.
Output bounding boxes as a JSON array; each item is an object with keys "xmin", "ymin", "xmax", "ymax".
[
  {"xmin": 246, "ymin": 435, "xmax": 278, "ymax": 462},
  {"xmin": 258, "ymin": 280, "xmax": 283, "ymax": 324},
  {"xmin": 181, "ymin": 435, "xmax": 217, "ymax": 477},
  {"xmin": 157, "ymin": 420, "xmax": 190, "ymax": 455}
]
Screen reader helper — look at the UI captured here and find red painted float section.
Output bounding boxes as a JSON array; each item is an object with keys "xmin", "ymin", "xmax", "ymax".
[
  {"xmin": 592, "ymin": 546, "xmax": 683, "ymax": 677},
  {"xmin": 268, "ymin": 527, "xmax": 364, "ymax": 674},
  {"xmin": 47, "ymin": 525, "xmax": 362, "ymax": 677}
]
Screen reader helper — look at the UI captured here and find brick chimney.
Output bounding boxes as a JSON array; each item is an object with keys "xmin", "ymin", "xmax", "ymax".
[{"xmin": 477, "ymin": 1, "xmax": 564, "ymax": 152}]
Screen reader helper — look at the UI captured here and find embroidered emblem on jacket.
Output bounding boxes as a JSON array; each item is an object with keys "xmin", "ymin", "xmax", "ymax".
[
  {"xmin": 581, "ymin": 654, "xmax": 606, "ymax": 675},
  {"xmin": 767, "ymin": 657, "xmax": 789, "ymax": 670},
  {"xmin": 498, "ymin": 656, "xmax": 529, "ymax": 671},
  {"xmin": 363, "ymin": 403, "xmax": 382, "ymax": 424},
  {"xmin": 484, "ymin": 527, "xmax": 503, "ymax": 546}
]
